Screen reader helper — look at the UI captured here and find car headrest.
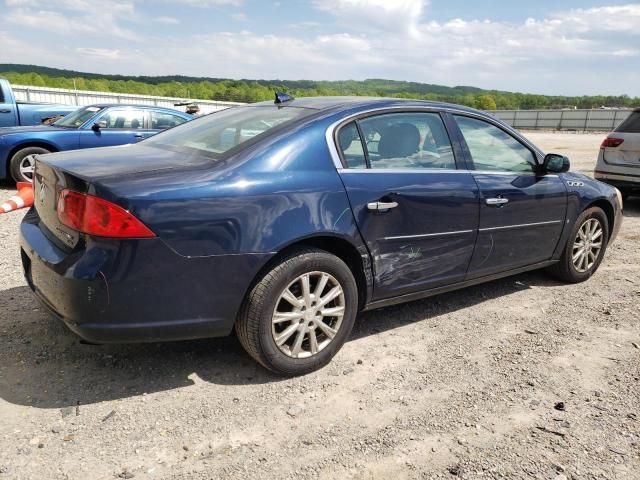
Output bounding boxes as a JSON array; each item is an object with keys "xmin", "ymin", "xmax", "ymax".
[{"xmin": 378, "ymin": 123, "xmax": 420, "ymax": 159}]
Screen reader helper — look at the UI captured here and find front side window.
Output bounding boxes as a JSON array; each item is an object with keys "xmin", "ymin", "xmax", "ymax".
[
  {"xmin": 151, "ymin": 111, "xmax": 188, "ymax": 130},
  {"xmin": 356, "ymin": 112, "xmax": 455, "ymax": 169},
  {"xmin": 454, "ymin": 116, "xmax": 536, "ymax": 173},
  {"xmin": 98, "ymin": 109, "xmax": 145, "ymax": 129}
]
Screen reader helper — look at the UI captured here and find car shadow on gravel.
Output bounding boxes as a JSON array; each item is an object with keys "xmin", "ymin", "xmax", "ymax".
[{"xmin": 0, "ymin": 270, "xmax": 562, "ymax": 409}]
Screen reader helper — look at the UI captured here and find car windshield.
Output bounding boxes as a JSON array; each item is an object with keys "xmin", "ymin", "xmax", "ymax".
[
  {"xmin": 54, "ymin": 106, "xmax": 104, "ymax": 128},
  {"xmin": 144, "ymin": 105, "xmax": 315, "ymax": 159}
]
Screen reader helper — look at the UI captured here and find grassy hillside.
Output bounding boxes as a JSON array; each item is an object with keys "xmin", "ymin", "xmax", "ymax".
[{"xmin": 2, "ymin": 64, "xmax": 638, "ymax": 110}]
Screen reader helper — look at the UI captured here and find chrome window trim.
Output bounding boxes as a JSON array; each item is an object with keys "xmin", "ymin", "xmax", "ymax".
[
  {"xmin": 338, "ymin": 168, "xmax": 557, "ymax": 178},
  {"xmin": 479, "ymin": 220, "xmax": 563, "ymax": 232},
  {"xmin": 326, "ymin": 105, "xmax": 545, "ymax": 173},
  {"xmin": 384, "ymin": 229, "xmax": 474, "ymax": 241}
]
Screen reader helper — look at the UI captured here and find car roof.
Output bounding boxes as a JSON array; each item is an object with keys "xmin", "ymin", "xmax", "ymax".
[{"xmin": 251, "ymin": 96, "xmax": 482, "ymax": 115}]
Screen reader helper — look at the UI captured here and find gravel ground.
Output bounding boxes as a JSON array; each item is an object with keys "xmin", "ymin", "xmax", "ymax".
[{"xmin": 0, "ymin": 132, "xmax": 638, "ymax": 480}]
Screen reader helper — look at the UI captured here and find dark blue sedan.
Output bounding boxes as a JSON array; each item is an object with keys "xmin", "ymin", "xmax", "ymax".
[
  {"xmin": 0, "ymin": 104, "xmax": 192, "ymax": 182},
  {"xmin": 20, "ymin": 96, "xmax": 623, "ymax": 375}
]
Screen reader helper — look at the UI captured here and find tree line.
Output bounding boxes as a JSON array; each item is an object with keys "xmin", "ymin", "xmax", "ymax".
[{"xmin": 2, "ymin": 67, "xmax": 639, "ymax": 110}]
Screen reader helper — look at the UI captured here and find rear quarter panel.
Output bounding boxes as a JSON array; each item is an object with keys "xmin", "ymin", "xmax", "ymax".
[{"xmin": 93, "ymin": 117, "xmax": 366, "ymax": 258}]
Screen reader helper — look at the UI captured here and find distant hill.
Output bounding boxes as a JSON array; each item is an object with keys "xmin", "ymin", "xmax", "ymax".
[{"xmin": 1, "ymin": 64, "xmax": 638, "ymax": 110}]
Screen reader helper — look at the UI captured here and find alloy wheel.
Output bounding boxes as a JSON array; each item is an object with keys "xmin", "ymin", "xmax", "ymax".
[
  {"xmin": 271, "ymin": 271, "xmax": 346, "ymax": 359},
  {"xmin": 572, "ymin": 218, "xmax": 604, "ymax": 273},
  {"xmin": 19, "ymin": 154, "xmax": 36, "ymax": 181}
]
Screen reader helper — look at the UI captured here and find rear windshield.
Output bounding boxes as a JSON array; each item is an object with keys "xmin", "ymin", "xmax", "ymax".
[
  {"xmin": 615, "ymin": 111, "xmax": 640, "ymax": 133},
  {"xmin": 144, "ymin": 105, "xmax": 314, "ymax": 159}
]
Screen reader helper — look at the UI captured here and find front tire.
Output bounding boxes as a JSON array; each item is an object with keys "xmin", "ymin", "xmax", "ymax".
[
  {"xmin": 236, "ymin": 248, "xmax": 358, "ymax": 376},
  {"xmin": 9, "ymin": 146, "xmax": 51, "ymax": 183},
  {"xmin": 548, "ymin": 207, "xmax": 609, "ymax": 283}
]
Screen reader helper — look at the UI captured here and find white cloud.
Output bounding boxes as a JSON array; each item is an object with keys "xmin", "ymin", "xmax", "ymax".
[
  {"xmin": 153, "ymin": 16, "xmax": 180, "ymax": 24},
  {"xmin": 76, "ymin": 48, "xmax": 121, "ymax": 60},
  {"xmin": 167, "ymin": 0, "xmax": 243, "ymax": 6},
  {"xmin": 313, "ymin": 0, "xmax": 425, "ymax": 37},
  {"xmin": 232, "ymin": 12, "xmax": 248, "ymax": 21}
]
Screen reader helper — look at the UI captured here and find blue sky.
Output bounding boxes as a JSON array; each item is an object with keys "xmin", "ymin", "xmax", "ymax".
[{"xmin": 1, "ymin": 0, "xmax": 639, "ymax": 96}]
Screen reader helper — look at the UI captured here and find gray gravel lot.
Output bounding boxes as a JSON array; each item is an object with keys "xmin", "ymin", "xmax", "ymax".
[{"xmin": 0, "ymin": 132, "xmax": 638, "ymax": 479}]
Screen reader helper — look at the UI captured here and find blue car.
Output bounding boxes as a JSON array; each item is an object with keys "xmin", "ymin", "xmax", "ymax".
[
  {"xmin": 20, "ymin": 96, "xmax": 623, "ymax": 375},
  {"xmin": 1, "ymin": 104, "xmax": 192, "ymax": 182}
]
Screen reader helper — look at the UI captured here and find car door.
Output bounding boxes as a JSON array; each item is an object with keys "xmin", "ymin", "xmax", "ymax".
[
  {"xmin": 336, "ymin": 110, "xmax": 480, "ymax": 300},
  {"xmin": 0, "ymin": 88, "xmax": 18, "ymax": 127},
  {"xmin": 450, "ymin": 114, "xmax": 568, "ymax": 279},
  {"xmin": 78, "ymin": 108, "xmax": 148, "ymax": 149}
]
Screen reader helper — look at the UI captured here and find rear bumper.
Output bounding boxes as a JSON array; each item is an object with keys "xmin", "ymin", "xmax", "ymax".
[
  {"xmin": 20, "ymin": 209, "xmax": 272, "ymax": 344},
  {"xmin": 594, "ymin": 170, "xmax": 640, "ymax": 192}
]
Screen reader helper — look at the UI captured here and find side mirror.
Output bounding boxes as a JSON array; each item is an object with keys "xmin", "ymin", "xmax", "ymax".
[
  {"xmin": 92, "ymin": 120, "xmax": 107, "ymax": 131},
  {"xmin": 542, "ymin": 153, "xmax": 570, "ymax": 174}
]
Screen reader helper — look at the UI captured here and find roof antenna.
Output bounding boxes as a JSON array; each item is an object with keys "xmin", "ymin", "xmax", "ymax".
[{"xmin": 275, "ymin": 91, "xmax": 294, "ymax": 104}]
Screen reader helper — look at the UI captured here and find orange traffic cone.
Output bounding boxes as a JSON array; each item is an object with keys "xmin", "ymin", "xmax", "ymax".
[{"xmin": 0, "ymin": 182, "xmax": 34, "ymax": 214}]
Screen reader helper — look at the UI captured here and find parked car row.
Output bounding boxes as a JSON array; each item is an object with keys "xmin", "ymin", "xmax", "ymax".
[
  {"xmin": 1, "ymin": 104, "xmax": 192, "ymax": 182},
  {"xmin": 19, "ymin": 96, "xmax": 623, "ymax": 375}
]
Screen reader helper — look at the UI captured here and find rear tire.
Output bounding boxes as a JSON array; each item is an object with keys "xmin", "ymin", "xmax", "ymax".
[
  {"xmin": 548, "ymin": 207, "xmax": 609, "ymax": 283},
  {"xmin": 10, "ymin": 146, "xmax": 51, "ymax": 183},
  {"xmin": 236, "ymin": 248, "xmax": 358, "ymax": 376}
]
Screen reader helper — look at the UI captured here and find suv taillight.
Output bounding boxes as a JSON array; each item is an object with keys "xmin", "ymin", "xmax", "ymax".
[
  {"xmin": 57, "ymin": 190, "xmax": 155, "ymax": 238},
  {"xmin": 601, "ymin": 137, "xmax": 624, "ymax": 148}
]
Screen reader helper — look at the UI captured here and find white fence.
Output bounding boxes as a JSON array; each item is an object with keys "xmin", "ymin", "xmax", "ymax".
[
  {"xmin": 490, "ymin": 109, "xmax": 633, "ymax": 132},
  {"xmin": 11, "ymin": 85, "xmax": 636, "ymax": 130},
  {"xmin": 12, "ymin": 84, "xmax": 244, "ymax": 115}
]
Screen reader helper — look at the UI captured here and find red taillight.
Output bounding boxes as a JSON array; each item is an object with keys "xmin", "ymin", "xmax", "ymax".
[
  {"xmin": 57, "ymin": 190, "xmax": 155, "ymax": 238},
  {"xmin": 601, "ymin": 137, "xmax": 624, "ymax": 148}
]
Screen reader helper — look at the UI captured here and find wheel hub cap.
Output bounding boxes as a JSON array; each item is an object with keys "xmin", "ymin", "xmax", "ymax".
[
  {"xmin": 572, "ymin": 218, "xmax": 603, "ymax": 273},
  {"xmin": 271, "ymin": 271, "xmax": 346, "ymax": 359}
]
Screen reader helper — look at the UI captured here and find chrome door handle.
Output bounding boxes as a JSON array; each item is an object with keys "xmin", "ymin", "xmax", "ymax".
[
  {"xmin": 485, "ymin": 197, "xmax": 509, "ymax": 206},
  {"xmin": 367, "ymin": 201, "xmax": 399, "ymax": 211},
  {"xmin": 134, "ymin": 133, "xmax": 145, "ymax": 138}
]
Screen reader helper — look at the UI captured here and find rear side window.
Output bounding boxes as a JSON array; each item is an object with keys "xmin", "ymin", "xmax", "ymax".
[
  {"xmin": 337, "ymin": 122, "xmax": 367, "ymax": 168},
  {"xmin": 151, "ymin": 111, "xmax": 188, "ymax": 130},
  {"xmin": 146, "ymin": 105, "xmax": 314, "ymax": 159},
  {"xmin": 338, "ymin": 112, "xmax": 455, "ymax": 170},
  {"xmin": 615, "ymin": 112, "xmax": 640, "ymax": 133}
]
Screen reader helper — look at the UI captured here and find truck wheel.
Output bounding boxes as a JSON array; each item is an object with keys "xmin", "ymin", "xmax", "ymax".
[
  {"xmin": 236, "ymin": 248, "xmax": 358, "ymax": 376},
  {"xmin": 10, "ymin": 146, "xmax": 51, "ymax": 183}
]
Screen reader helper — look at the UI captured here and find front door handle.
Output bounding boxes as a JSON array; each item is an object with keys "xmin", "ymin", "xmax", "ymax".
[
  {"xmin": 0, "ymin": 109, "xmax": 11, "ymax": 113},
  {"xmin": 367, "ymin": 201, "xmax": 399, "ymax": 211},
  {"xmin": 134, "ymin": 133, "xmax": 145, "ymax": 138},
  {"xmin": 485, "ymin": 197, "xmax": 509, "ymax": 206}
]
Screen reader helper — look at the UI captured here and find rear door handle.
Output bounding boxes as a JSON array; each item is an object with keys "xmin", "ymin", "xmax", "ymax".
[
  {"xmin": 0, "ymin": 109, "xmax": 11, "ymax": 113},
  {"xmin": 134, "ymin": 133, "xmax": 145, "ymax": 138},
  {"xmin": 485, "ymin": 197, "xmax": 509, "ymax": 206},
  {"xmin": 367, "ymin": 201, "xmax": 399, "ymax": 211}
]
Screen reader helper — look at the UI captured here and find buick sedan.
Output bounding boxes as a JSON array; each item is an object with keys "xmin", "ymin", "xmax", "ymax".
[{"xmin": 20, "ymin": 96, "xmax": 623, "ymax": 375}]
